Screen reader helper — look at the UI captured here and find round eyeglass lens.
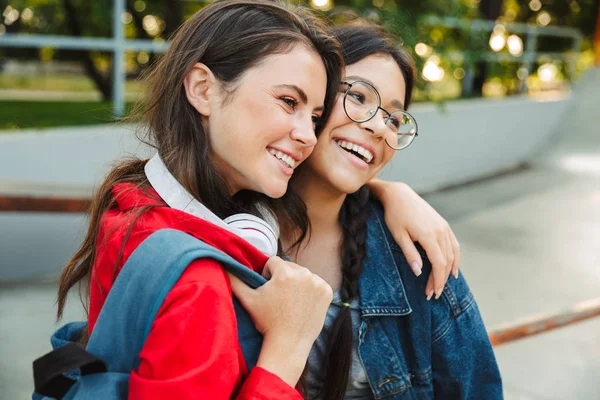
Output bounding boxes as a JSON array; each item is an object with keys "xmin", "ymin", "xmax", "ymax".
[
  {"xmin": 343, "ymin": 82, "xmax": 380, "ymax": 123},
  {"xmin": 386, "ymin": 110, "xmax": 418, "ymax": 149}
]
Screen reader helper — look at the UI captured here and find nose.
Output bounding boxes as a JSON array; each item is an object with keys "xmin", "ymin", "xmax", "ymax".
[
  {"xmin": 360, "ymin": 108, "xmax": 388, "ymax": 139},
  {"xmin": 290, "ymin": 115, "xmax": 318, "ymax": 148}
]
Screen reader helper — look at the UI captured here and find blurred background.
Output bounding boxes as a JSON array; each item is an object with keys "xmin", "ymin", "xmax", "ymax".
[{"xmin": 0, "ymin": 0, "xmax": 599, "ymax": 399}]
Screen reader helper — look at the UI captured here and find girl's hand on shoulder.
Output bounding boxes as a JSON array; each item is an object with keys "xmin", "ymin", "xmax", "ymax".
[{"xmin": 370, "ymin": 180, "xmax": 461, "ymax": 300}]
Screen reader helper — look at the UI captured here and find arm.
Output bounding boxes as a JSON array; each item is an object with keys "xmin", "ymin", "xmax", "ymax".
[
  {"xmin": 368, "ymin": 179, "xmax": 460, "ymax": 299},
  {"xmin": 128, "ymin": 259, "xmax": 304, "ymax": 400},
  {"xmin": 431, "ymin": 277, "xmax": 503, "ymax": 399}
]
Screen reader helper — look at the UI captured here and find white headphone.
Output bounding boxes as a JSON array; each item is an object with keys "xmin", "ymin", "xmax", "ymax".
[{"xmin": 144, "ymin": 153, "xmax": 279, "ymax": 257}]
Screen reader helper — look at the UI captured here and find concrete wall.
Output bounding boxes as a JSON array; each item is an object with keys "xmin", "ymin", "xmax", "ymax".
[
  {"xmin": 0, "ymin": 94, "xmax": 570, "ymax": 281},
  {"xmin": 379, "ymin": 94, "xmax": 571, "ymax": 192}
]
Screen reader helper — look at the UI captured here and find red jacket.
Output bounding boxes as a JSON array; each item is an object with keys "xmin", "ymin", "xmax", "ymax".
[{"xmin": 88, "ymin": 183, "xmax": 302, "ymax": 400}]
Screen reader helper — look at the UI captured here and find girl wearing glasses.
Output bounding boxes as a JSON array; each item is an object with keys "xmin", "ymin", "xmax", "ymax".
[
  {"xmin": 233, "ymin": 23, "xmax": 502, "ymax": 399},
  {"xmin": 55, "ymin": 1, "xmax": 462, "ymax": 398}
]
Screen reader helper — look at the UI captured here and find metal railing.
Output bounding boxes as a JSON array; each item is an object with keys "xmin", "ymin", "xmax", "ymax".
[
  {"xmin": 0, "ymin": 0, "xmax": 168, "ymax": 116},
  {"xmin": 488, "ymin": 297, "xmax": 600, "ymax": 346},
  {"xmin": 0, "ymin": 4, "xmax": 585, "ymax": 116},
  {"xmin": 421, "ymin": 16, "xmax": 583, "ymax": 92}
]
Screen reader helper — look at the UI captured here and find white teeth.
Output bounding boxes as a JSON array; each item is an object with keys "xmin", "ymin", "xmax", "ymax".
[
  {"xmin": 268, "ymin": 149, "xmax": 296, "ymax": 169},
  {"xmin": 335, "ymin": 140, "xmax": 374, "ymax": 163}
]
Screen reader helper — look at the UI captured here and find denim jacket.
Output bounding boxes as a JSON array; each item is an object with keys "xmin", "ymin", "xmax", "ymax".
[{"xmin": 357, "ymin": 201, "xmax": 503, "ymax": 399}]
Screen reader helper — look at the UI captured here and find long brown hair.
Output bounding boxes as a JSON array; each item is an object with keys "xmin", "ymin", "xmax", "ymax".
[{"xmin": 56, "ymin": 0, "xmax": 343, "ymax": 325}]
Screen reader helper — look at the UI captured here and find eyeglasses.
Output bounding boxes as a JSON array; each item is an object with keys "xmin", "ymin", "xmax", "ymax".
[{"xmin": 341, "ymin": 80, "xmax": 418, "ymax": 150}]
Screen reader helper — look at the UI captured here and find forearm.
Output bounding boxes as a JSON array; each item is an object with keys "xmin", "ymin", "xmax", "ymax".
[
  {"xmin": 256, "ymin": 335, "xmax": 313, "ymax": 388},
  {"xmin": 367, "ymin": 178, "xmax": 410, "ymax": 201}
]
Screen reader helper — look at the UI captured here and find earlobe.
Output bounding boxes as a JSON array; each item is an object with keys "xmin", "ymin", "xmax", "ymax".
[{"xmin": 183, "ymin": 63, "xmax": 215, "ymax": 117}]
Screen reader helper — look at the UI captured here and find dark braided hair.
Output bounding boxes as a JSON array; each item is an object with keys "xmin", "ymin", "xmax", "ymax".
[
  {"xmin": 317, "ymin": 185, "xmax": 370, "ymax": 400},
  {"xmin": 314, "ymin": 23, "xmax": 416, "ymax": 400}
]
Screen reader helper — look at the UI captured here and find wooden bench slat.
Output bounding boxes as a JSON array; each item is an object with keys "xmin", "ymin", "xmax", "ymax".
[{"xmin": 0, "ymin": 182, "xmax": 93, "ymax": 212}]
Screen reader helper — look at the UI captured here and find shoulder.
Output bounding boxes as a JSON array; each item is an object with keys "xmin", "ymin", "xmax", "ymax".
[
  {"xmin": 365, "ymin": 199, "xmax": 475, "ymax": 327},
  {"xmin": 94, "ymin": 203, "xmax": 240, "ymax": 299}
]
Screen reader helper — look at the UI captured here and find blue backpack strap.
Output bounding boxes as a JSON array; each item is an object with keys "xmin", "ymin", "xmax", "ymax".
[
  {"xmin": 87, "ymin": 228, "xmax": 267, "ymax": 373},
  {"xmin": 33, "ymin": 229, "xmax": 267, "ymax": 399}
]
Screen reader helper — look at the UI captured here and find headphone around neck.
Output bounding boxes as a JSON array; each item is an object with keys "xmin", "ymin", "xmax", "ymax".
[{"xmin": 144, "ymin": 153, "xmax": 279, "ymax": 257}]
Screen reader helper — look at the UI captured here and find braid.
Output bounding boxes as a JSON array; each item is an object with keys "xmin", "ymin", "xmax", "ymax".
[
  {"xmin": 339, "ymin": 185, "xmax": 370, "ymax": 302},
  {"xmin": 317, "ymin": 185, "xmax": 370, "ymax": 400}
]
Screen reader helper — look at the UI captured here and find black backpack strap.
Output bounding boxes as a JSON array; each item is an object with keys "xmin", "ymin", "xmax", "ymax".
[{"xmin": 33, "ymin": 343, "xmax": 106, "ymax": 399}]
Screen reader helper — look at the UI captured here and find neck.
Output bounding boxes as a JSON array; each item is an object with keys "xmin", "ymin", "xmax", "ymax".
[{"xmin": 283, "ymin": 168, "xmax": 346, "ymax": 250}]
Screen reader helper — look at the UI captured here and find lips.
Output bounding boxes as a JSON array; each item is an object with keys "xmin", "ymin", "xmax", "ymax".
[
  {"xmin": 334, "ymin": 139, "xmax": 374, "ymax": 163},
  {"xmin": 267, "ymin": 148, "xmax": 296, "ymax": 169}
]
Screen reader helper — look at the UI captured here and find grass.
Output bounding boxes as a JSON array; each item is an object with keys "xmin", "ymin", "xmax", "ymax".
[
  {"xmin": 0, "ymin": 74, "xmax": 143, "ymax": 93},
  {"xmin": 0, "ymin": 101, "xmax": 134, "ymax": 131}
]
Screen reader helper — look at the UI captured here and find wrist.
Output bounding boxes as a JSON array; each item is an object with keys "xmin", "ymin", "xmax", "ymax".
[
  {"xmin": 373, "ymin": 180, "xmax": 410, "ymax": 202},
  {"xmin": 256, "ymin": 336, "xmax": 312, "ymax": 387}
]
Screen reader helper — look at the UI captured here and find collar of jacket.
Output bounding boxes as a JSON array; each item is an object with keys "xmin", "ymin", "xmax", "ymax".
[{"xmin": 358, "ymin": 204, "xmax": 412, "ymax": 317}]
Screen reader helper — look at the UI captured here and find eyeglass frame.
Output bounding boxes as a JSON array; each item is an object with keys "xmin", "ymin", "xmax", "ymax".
[{"xmin": 340, "ymin": 80, "xmax": 419, "ymax": 150}]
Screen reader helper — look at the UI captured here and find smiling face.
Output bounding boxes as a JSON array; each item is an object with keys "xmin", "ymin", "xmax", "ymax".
[
  {"xmin": 303, "ymin": 54, "xmax": 407, "ymax": 195},
  {"xmin": 204, "ymin": 44, "xmax": 327, "ymax": 198}
]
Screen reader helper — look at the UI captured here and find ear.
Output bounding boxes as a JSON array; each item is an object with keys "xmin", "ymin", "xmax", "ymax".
[{"xmin": 183, "ymin": 63, "xmax": 217, "ymax": 117}]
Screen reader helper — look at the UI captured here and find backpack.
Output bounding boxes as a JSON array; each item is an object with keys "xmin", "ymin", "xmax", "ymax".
[{"xmin": 32, "ymin": 229, "xmax": 267, "ymax": 400}]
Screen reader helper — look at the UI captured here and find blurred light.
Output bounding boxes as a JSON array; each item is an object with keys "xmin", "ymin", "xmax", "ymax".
[
  {"xmin": 538, "ymin": 63, "xmax": 558, "ymax": 82},
  {"xmin": 570, "ymin": 1, "xmax": 581, "ymax": 13},
  {"xmin": 537, "ymin": 11, "xmax": 551, "ymax": 26},
  {"xmin": 121, "ymin": 12, "xmax": 133, "ymax": 24},
  {"xmin": 311, "ymin": 0, "xmax": 331, "ymax": 8},
  {"xmin": 560, "ymin": 155, "xmax": 600, "ymax": 175},
  {"xmin": 529, "ymin": 0, "xmax": 542, "ymax": 12},
  {"xmin": 493, "ymin": 24, "xmax": 506, "ymax": 35},
  {"xmin": 137, "ymin": 52, "xmax": 150, "ymax": 64},
  {"xmin": 4, "ymin": 9, "xmax": 19, "ymax": 25},
  {"xmin": 507, "ymin": 35, "xmax": 523, "ymax": 56},
  {"xmin": 453, "ymin": 68, "xmax": 465, "ymax": 80},
  {"xmin": 517, "ymin": 67, "xmax": 529, "ymax": 80},
  {"xmin": 482, "ymin": 79, "xmax": 506, "ymax": 97},
  {"xmin": 422, "ymin": 58, "xmax": 445, "ymax": 82},
  {"xmin": 0, "ymin": 24, "xmax": 5, "ymax": 36},
  {"xmin": 489, "ymin": 33, "xmax": 506, "ymax": 52},
  {"xmin": 372, "ymin": 0, "xmax": 384, "ymax": 8},
  {"xmin": 525, "ymin": 75, "xmax": 537, "ymax": 90},
  {"xmin": 505, "ymin": 9, "xmax": 517, "ymax": 21},
  {"xmin": 2, "ymin": 6, "xmax": 13, "ymax": 18},
  {"xmin": 430, "ymin": 28, "xmax": 443, "ymax": 43},
  {"xmin": 21, "ymin": 8, "xmax": 33, "ymax": 22},
  {"xmin": 415, "ymin": 43, "xmax": 430, "ymax": 57},
  {"xmin": 134, "ymin": 0, "xmax": 146, "ymax": 12},
  {"xmin": 143, "ymin": 15, "xmax": 160, "ymax": 36}
]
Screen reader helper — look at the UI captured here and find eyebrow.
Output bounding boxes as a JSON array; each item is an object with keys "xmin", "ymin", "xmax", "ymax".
[
  {"xmin": 392, "ymin": 99, "xmax": 405, "ymax": 111},
  {"xmin": 344, "ymin": 75, "xmax": 405, "ymax": 111},
  {"xmin": 275, "ymin": 84, "xmax": 324, "ymax": 111}
]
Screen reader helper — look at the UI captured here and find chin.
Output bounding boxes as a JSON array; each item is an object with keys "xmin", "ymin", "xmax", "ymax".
[
  {"xmin": 331, "ymin": 172, "xmax": 367, "ymax": 195},
  {"xmin": 261, "ymin": 180, "xmax": 288, "ymax": 199}
]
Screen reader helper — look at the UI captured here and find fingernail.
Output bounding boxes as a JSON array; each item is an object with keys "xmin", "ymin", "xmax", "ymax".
[
  {"xmin": 411, "ymin": 262, "xmax": 422, "ymax": 277},
  {"xmin": 453, "ymin": 271, "xmax": 459, "ymax": 279},
  {"xmin": 426, "ymin": 290, "xmax": 433, "ymax": 301},
  {"xmin": 435, "ymin": 289, "xmax": 443, "ymax": 300}
]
